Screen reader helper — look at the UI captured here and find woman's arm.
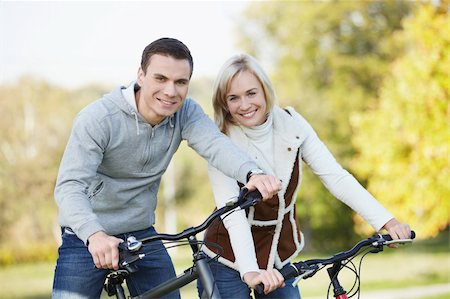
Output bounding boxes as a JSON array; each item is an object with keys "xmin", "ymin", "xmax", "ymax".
[
  {"xmin": 295, "ymin": 110, "xmax": 395, "ymax": 231},
  {"xmin": 208, "ymin": 165, "xmax": 285, "ymax": 292},
  {"xmin": 208, "ymin": 165, "xmax": 259, "ymax": 276}
]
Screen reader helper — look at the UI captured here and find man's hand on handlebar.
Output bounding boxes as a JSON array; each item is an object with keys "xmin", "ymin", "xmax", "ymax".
[
  {"xmin": 245, "ymin": 174, "xmax": 281, "ymax": 200},
  {"xmin": 87, "ymin": 231, "xmax": 124, "ymax": 270},
  {"xmin": 243, "ymin": 269, "xmax": 285, "ymax": 295}
]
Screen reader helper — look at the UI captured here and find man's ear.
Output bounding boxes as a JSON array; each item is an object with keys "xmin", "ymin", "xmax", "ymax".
[{"xmin": 137, "ymin": 67, "xmax": 144, "ymax": 86}]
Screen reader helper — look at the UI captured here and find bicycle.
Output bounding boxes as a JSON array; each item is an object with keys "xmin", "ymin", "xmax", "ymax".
[
  {"xmin": 103, "ymin": 188, "xmax": 263, "ymax": 299},
  {"xmin": 256, "ymin": 230, "xmax": 416, "ymax": 298}
]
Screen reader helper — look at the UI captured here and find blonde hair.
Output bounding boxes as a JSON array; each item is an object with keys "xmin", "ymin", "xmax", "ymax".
[{"xmin": 212, "ymin": 53, "xmax": 276, "ymax": 134}]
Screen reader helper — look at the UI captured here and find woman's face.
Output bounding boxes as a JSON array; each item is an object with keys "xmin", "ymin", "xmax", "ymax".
[{"xmin": 225, "ymin": 70, "xmax": 267, "ymax": 128}]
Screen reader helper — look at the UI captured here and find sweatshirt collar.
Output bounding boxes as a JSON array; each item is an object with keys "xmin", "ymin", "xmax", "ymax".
[
  {"xmin": 119, "ymin": 81, "xmax": 174, "ymax": 134},
  {"xmin": 121, "ymin": 81, "xmax": 141, "ymax": 135},
  {"xmin": 122, "ymin": 81, "xmax": 138, "ymax": 111}
]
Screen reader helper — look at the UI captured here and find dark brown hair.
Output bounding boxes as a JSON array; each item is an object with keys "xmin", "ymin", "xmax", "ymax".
[{"xmin": 140, "ymin": 37, "xmax": 194, "ymax": 78}]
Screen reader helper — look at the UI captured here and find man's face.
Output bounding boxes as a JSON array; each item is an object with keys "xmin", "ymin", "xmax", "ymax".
[{"xmin": 137, "ymin": 54, "xmax": 191, "ymax": 125}]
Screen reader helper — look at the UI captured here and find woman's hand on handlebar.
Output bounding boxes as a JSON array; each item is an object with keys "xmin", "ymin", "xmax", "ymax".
[
  {"xmin": 245, "ymin": 174, "xmax": 281, "ymax": 200},
  {"xmin": 87, "ymin": 231, "xmax": 124, "ymax": 270},
  {"xmin": 382, "ymin": 218, "xmax": 412, "ymax": 248},
  {"xmin": 243, "ymin": 269, "xmax": 285, "ymax": 295}
]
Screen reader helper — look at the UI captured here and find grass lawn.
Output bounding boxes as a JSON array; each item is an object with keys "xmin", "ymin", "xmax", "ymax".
[{"xmin": 1, "ymin": 233, "xmax": 448, "ymax": 299}]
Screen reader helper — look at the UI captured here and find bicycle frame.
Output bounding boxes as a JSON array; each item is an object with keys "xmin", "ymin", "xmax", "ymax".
[
  {"xmin": 131, "ymin": 235, "xmax": 220, "ymax": 299},
  {"xmin": 104, "ymin": 188, "xmax": 262, "ymax": 299},
  {"xmin": 104, "ymin": 236, "xmax": 219, "ymax": 299}
]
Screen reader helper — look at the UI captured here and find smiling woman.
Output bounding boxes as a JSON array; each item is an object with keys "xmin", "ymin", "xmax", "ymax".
[
  {"xmin": 0, "ymin": 1, "xmax": 248, "ymax": 88},
  {"xmin": 198, "ymin": 53, "xmax": 412, "ymax": 298},
  {"xmin": 225, "ymin": 70, "xmax": 268, "ymax": 128}
]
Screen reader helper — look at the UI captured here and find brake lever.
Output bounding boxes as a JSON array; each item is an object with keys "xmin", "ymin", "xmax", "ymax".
[
  {"xmin": 372, "ymin": 238, "xmax": 414, "ymax": 247},
  {"xmin": 291, "ymin": 264, "xmax": 320, "ymax": 286},
  {"xmin": 118, "ymin": 240, "xmax": 145, "ymax": 273},
  {"xmin": 382, "ymin": 238, "xmax": 414, "ymax": 246},
  {"xmin": 291, "ymin": 268, "xmax": 316, "ymax": 286}
]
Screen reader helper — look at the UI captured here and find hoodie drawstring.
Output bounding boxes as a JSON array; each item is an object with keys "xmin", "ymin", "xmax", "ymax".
[{"xmin": 131, "ymin": 111, "xmax": 140, "ymax": 135}]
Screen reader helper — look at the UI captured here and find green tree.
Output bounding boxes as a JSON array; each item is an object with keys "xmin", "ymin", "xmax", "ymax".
[
  {"xmin": 238, "ymin": 0, "xmax": 416, "ymax": 249},
  {"xmin": 351, "ymin": 3, "xmax": 450, "ymax": 238},
  {"xmin": 0, "ymin": 77, "xmax": 106, "ymax": 264}
]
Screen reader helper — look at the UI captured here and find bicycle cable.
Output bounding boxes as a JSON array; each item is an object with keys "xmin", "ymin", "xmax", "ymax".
[
  {"xmin": 325, "ymin": 244, "xmax": 380, "ymax": 299},
  {"xmin": 325, "ymin": 260, "xmax": 360, "ymax": 299},
  {"xmin": 352, "ymin": 246, "xmax": 378, "ymax": 299}
]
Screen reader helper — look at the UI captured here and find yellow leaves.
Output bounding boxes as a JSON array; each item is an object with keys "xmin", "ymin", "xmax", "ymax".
[{"xmin": 351, "ymin": 3, "xmax": 450, "ymax": 239}]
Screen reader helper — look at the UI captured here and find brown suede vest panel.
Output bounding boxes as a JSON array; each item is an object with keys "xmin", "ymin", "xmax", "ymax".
[{"xmin": 204, "ymin": 152, "xmax": 302, "ymax": 269}]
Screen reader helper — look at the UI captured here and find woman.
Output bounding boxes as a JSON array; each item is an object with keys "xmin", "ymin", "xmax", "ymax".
[{"xmin": 198, "ymin": 53, "xmax": 411, "ymax": 298}]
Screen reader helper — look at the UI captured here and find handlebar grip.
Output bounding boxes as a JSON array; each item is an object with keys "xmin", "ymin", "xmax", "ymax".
[
  {"xmin": 255, "ymin": 284, "xmax": 264, "ymax": 295},
  {"xmin": 245, "ymin": 189, "xmax": 263, "ymax": 203},
  {"xmin": 238, "ymin": 187, "xmax": 250, "ymax": 200},
  {"xmin": 238, "ymin": 188, "xmax": 263, "ymax": 209},
  {"xmin": 279, "ymin": 263, "xmax": 301, "ymax": 280},
  {"xmin": 254, "ymin": 263, "xmax": 299, "ymax": 295},
  {"xmin": 118, "ymin": 242, "xmax": 129, "ymax": 265},
  {"xmin": 118, "ymin": 242, "xmax": 128, "ymax": 252},
  {"xmin": 238, "ymin": 187, "xmax": 262, "ymax": 201},
  {"xmin": 382, "ymin": 230, "xmax": 416, "ymax": 241}
]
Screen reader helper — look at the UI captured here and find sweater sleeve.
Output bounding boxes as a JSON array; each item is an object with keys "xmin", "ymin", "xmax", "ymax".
[
  {"xmin": 294, "ymin": 111, "xmax": 394, "ymax": 231},
  {"xmin": 181, "ymin": 99, "xmax": 257, "ymax": 184},
  {"xmin": 54, "ymin": 110, "xmax": 106, "ymax": 243},
  {"xmin": 208, "ymin": 165, "xmax": 260, "ymax": 279}
]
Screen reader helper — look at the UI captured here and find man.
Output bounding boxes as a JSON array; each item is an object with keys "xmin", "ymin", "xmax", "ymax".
[{"xmin": 52, "ymin": 37, "xmax": 281, "ymax": 298}]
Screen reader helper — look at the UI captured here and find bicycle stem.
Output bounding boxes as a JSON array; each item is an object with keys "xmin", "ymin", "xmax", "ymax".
[{"xmin": 327, "ymin": 262, "xmax": 347, "ymax": 298}]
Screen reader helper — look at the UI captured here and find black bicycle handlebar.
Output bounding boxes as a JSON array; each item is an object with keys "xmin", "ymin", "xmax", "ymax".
[
  {"xmin": 255, "ymin": 231, "xmax": 415, "ymax": 294},
  {"xmin": 118, "ymin": 188, "xmax": 262, "ymax": 270},
  {"xmin": 137, "ymin": 188, "xmax": 262, "ymax": 243}
]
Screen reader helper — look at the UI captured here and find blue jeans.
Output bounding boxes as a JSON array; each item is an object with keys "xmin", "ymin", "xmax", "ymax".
[
  {"xmin": 52, "ymin": 227, "xmax": 180, "ymax": 299},
  {"xmin": 197, "ymin": 257, "xmax": 301, "ymax": 299}
]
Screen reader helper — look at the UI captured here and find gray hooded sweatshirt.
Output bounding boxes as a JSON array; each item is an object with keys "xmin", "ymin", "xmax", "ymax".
[{"xmin": 54, "ymin": 84, "xmax": 257, "ymax": 244}]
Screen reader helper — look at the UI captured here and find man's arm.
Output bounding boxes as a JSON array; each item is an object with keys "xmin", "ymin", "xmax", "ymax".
[
  {"xmin": 55, "ymin": 111, "xmax": 107, "ymax": 243},
  {"xmin": 181, "ymin": 99, "xmax": 281, "ymax": 199}
]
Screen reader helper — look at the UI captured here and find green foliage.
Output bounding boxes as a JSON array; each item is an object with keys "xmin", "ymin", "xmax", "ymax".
[
  {"xmin": 0, "ymin": 77, "xmax": 70, "ymax": 242},
  {"xmin": 0, "ymin": 77, "xmax": 109, "ymax": 264},
  {"xmin": 0, "ymin": 242, "xmax": 57, "ymax": 266},
  {"xmin": 350, "ymin": 3, "xmax": 450, "ymax": 238}
]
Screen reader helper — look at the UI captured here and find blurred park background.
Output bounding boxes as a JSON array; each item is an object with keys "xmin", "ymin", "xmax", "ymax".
[{"xmin": 0, "ymin": 0, "xmax": 449, "ymax": 298}]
